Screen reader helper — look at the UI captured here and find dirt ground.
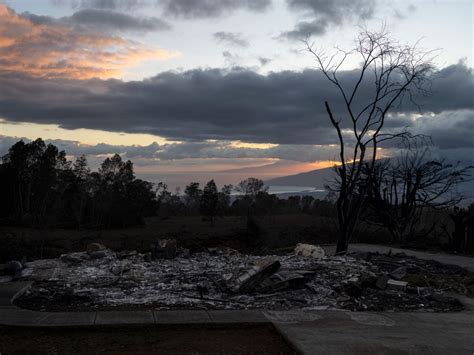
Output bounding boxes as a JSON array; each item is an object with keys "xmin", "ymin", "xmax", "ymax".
[
  {"xmin": 0, "ymin": 214, "xmax": 341, "ymax": 262},
  {"xmin": 0, "ymin": 324, "xmax": 295, "ymax": 354},
  {"xmin": 2, "ymin": 212, "xmax": 457, "ymax": 264}
]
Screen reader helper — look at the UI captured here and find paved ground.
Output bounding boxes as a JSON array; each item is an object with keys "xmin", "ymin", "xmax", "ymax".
[
  {"xmin": 2, "ymin": 246, "xmax": 474, "ymax": 354},
  {"xmin": 0, "ymin": 283, "xmax": 269, "ymax": 326},
  {"xmin": 267, "ymin": 310, "xmax": 474, "ymax": 354},
  {"xmin": 349, "ymin": 243, "xmax": 474, "ymax": 272}
]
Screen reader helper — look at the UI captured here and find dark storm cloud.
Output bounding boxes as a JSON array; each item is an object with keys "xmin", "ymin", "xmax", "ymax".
[
  {"xmin": 0, "ymin": 63, "xmax": 472, "ymax": 145},
  {"xmin": 24, "ymin": 8, "xmax": 170, "ymax": 33},
  {"xmin": 55, "ymin": 0, "xmax": 272, "ymax": 18},
  {"xmin": 68, "ymin": 9, "xmax": 170, "ymax": 32},
  {"xmin": 414, "ymin": 110, "xmax": 474, "ymax": 150},
  {"xmin": 213, "ymin": 32, "xmax": 249, "ymax": 47},
  {"xmin": 162, "ymin": 0, "xmax": 271, "ymax": 19},
  {"xmin": 52, "ymin": 0, "xmax": 146, "ymax": 11},
  {"xmin": 282, "ymin": 0, "xmax": 375, "ymax": 39}
]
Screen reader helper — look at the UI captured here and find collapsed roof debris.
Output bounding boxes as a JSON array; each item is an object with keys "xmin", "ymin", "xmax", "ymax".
[{"xmin": 5, "ymin": 243, "xmax": 466, "ymax": 312}]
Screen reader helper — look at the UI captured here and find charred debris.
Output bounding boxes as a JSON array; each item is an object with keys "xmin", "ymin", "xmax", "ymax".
[{"xmin": 2, "ymin": 241, "xmax": 468, "ymax": 312}]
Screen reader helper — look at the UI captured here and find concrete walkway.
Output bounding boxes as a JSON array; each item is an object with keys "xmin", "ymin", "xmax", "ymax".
[
  {"xmin": 267, "ymin": 309, "xmax": 474, "ymax": 354},
  {"xmin": 1, "ymin": 281, "xmax": 474, "ymax": 354},
  {"xmin": 0, "ymin": 282, "xmax": 268, "ymax": 326},
  {"xmin": 350, "ymin": 243, "xmax": 474, "ymax": 272}
]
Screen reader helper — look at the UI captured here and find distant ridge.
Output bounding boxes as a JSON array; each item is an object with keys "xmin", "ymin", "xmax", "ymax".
[
  {"xmin": 217, "ymin": 162, "xmax": 285, "ymax": 174},
  {"xmin": 265, "ymin": 166, "xmax": 335, "ymax": 188},
  {"xmin": 266, "ymin": 163, "xmax": 474, "ymax": 205}
]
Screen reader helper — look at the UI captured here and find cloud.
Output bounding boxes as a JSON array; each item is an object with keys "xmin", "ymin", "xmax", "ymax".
[
  {"xmin": 412, "ymin": 110, "xmax": 474, "ymax": 150},
  {"xmin": 52, "ymin": 0, "xmax": 147, "ymax": 11},
  {"xmin": 0, "ymin": 4, "xmax": 177, "ymax": 79},
  {"xmin": 258, "ymin": 57, "xmax": 272, "ymax": 66},
  {"xmin": 221, "ymin": 51, "xmax": 242, "ymax": 66},
  {"xmin": 26, "ymin": 9, "xmax": 170, "ymax": 33},
  {"xmin": 281, "ymin": 0, "xmax": 376, "ymax": 39},
  {"xmin": 155, "ymin": 141, "xmax": 340, "ymax": 162},
  {"xmin": 53, "ymin": 0, "xmax": 272, "ymax": 18},
  {"xmin": 0, "ymin": 134, "xmax": 339, "ymax": 165},
  {"xmin": 392, "ymin": 3, "xmax": 418, "ymax": 20},
  {"xmin": 162, "ymin": 0, "xmax": 271, "ymax": 19},
  {"xmin": 0, "ymin": 63, "xmax": 472, "ymax": 145},
  {"xmin": 214, "ymin": 31, "xmax": 249, "ymax": 47},
  {"xmin": 69, "ymin": 9, "xmax": 170, "ymax": 32}
]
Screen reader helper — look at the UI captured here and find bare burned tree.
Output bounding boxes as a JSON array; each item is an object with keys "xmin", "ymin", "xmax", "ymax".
[
  {"xmin": 364, "ymin": 147, "xmax": 473, "ymax": 244},
  {"xmin": 306, "ymin": 29, "xmax": 437, "ymax": 254}
]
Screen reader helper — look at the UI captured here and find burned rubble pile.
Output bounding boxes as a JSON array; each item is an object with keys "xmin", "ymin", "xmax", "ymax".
[{"xmin": 8, "ymin": 242, "xmax": 464, "ymax": 312}]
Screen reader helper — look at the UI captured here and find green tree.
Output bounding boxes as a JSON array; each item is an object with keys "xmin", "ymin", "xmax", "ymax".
[
  {"xmin": 184, "ymin": 182, "xmax": 202, "ymax": 215},
  {"xmin": 235, "ymin": 177, "xmax": 268, "ymax": 244},
  {"xmin": 217, "ymin": 184, "xmax": 233, "ymax": 215},
  {"xmin": 200, "ymin": 179, "xmax": 219, "ymax": 223},
  {"xmin": 235, "ymin": 177, "xmax": 267, "ymax": 200}
]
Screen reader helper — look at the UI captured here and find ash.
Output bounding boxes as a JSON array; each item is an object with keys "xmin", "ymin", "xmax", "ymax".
[{"xmin": 14, "ymin": 246, "xmax": 464, "ymax": 312}]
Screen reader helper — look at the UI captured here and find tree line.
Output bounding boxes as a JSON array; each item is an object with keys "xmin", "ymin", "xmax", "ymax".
[
  {"xmin": 0, "ymin": 139, "xmax": 156, "ymax": 228},
  {"xmin": 1, "ymin": 138, "xmax": 472, "ymax": 253},
  {"xmin": 0, "ymin": 138, "xmax": 335, "ymax": 229}
]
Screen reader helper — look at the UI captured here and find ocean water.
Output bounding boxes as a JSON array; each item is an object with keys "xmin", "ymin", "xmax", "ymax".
[
  {"xmin": 267, "ymin": 186, "xmax": 325, "ymax": 194},
  {"xmin": 136, "ymin": 172, "xmax": 326, "ymax": 197}
]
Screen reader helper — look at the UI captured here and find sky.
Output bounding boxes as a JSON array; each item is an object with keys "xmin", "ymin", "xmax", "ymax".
[{"xmin": 0, "ymin": 0, "xmax": 473, "ymax": 189}]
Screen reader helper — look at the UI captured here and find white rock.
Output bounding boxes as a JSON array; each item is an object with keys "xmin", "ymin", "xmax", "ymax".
[{"xmin": 294, "ymin": 243, "xmax": 325, "ymax": 259}]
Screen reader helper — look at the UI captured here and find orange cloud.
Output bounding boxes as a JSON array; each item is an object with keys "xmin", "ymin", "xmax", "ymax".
[{"xmin": 0, "ymin": 4, "xmax": 178, "ymax": 79}]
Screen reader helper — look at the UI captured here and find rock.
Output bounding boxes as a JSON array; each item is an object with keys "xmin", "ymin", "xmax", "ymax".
[
  {"xmin": 87, "ymin": 243, "xmax": 106, "ymax": 253},
  {"xmin": 386, "ymin": 279, "xmax": 408, "ymax": 291},
  {"xmin": 389, "ymin": 266, "xmax": 407, "ymax": 280},
  {"xmin": 294, "ymin": 243, "xmax": 325, "ymax": 259},
  {"xmin": 89, "ymin": 251, "xmax": 107, "ymax": 259},
  {"xmin": 231, "ymin": 259, "xmax": 281, "ymax": 293},
  {"xmin": 151, "ymin": 239, "xmax": 177, "ymax": 260},
  {"xmin": 375, "ymin": 274, "xmax": 390, "ymax": 290}
]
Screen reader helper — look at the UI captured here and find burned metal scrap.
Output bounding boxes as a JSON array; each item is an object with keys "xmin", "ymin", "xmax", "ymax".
[{"xmin": 230, "ymin": 259, "xmax": 281, "ymax": 293}]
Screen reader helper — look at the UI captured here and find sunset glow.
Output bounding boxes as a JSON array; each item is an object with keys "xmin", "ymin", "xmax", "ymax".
[
  {"xmin": 0, "ymin": 4, "xmax": 178, "ymax": 79},
  {"xmin": 0, "ymin": 0, "xmax": 472, "ymax": 187}
]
